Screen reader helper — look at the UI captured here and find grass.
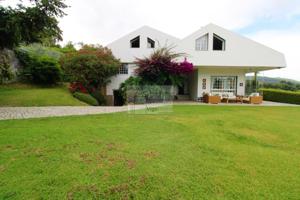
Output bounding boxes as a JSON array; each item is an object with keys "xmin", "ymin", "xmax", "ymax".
[
  {"xmin": 0, "ymin": 106, "xmax": 300, "ymax": 199},
  {"xmin": 0, "ymin": 83, "xmax": 87, "ymax": 106}
]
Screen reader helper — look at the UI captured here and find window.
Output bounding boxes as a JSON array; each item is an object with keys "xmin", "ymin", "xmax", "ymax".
[
  {"xmin": 195, "ymin": 34, "xmax": 208, "ymax": 51},
  {"xmin": 211, "ymin": 76, "xmax": 237, "ymax": 94},
  {"xmin": 118, "ymin": 64, "xmax": 128, "ymax": 74},
  {"xmin": 130, "ymin": 36, "xmax": 140, "ymax": 48},
  {"xmin": 147, "ymin": 38, "xmax": 155, "ymax": 48},
  {"xmin": 213, "ymin": 34, "xmax": 225, "ymax": 50}
]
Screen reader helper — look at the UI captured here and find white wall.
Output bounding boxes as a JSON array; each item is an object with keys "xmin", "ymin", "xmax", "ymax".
[
  {"xmin": 107, "ymin": 26, "xmax": 179, "ymax": 63},
  {"xmin": 106, "ymin": 64, "xmax": 137, "ymax": 95},
  {"xmin": 197, "ymin": 67, "xmax": 246, "ymax": 97},
  {"xmin": 177, "ymin": 23, "xmax": 286, "ymax": 68}
]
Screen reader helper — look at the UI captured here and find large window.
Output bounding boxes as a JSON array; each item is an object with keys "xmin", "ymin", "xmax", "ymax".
[
  {"xmin": 213, "ymin": 34, "xmax": 225, "ymax": 51},
  {"xmin": 195, "ymin": 34, "xmax": 208, "ymax": 51},
  {"xmin": 130, "ymin": 36, "xmax": 140, "ymax": 48},
  {"xmin": 118, "ymin": 64, "xmax": 129, "ymax": 74},
  {"xmin": 211, "ymin": 76, "xmax": 237, "ymax": 94}
]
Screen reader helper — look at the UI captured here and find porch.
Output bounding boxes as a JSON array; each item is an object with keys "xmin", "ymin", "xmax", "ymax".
[{"xmin": 176, "ymin": 66, "xmax": 273, "ymax": 102}]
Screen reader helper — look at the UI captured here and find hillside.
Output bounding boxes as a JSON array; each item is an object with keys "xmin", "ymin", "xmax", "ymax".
[{"xmin": 246, "ymin": 76, "xmax": 300, "ymax": 84}]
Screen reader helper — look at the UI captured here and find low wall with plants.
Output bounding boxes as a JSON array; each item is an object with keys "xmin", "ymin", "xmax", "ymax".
[{"xmin": 260, "ymin": 88, "xmax": 300, "ymax": 105}]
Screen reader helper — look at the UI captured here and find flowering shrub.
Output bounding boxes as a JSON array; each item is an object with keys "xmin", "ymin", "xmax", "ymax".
[
  {"xmin": 60, "ymin": 45, "xmax": 120, "ymax": 91},
  {"xmin": 135, "ymin": 47, "xmax": 193, "ymax": 85},
  {"xmin": 69, "ymin": 82, "xmax": 88, "ymax": 93}
]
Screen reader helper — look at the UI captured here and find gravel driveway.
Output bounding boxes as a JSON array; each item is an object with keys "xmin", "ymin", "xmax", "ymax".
[{"xmin": 0, "ymin": 105, "xmax": 148, "ymax": 120}]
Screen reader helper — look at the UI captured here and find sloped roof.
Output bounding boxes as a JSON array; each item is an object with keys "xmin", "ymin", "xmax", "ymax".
[
  {"xmin": 107, "ymin": 23, "xmax": 286, "ymax": 68},
  {"xmin": 177, "ymin": 23, "xmax": 286, "ymax": 68}
]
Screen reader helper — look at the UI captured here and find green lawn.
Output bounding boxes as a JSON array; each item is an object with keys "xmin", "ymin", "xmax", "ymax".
[
  {"xmin": 0, "ymin": 84, "xmax": 87, "ymax": 106},
  {"xmin": 0, "ymin": 106, "xmax": 300, "ymax": 199}
]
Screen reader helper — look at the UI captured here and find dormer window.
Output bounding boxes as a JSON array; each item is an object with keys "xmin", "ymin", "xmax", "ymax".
[
  {"xmin": 213, "ymin": 34, "xmax": 225, "ymax": 51},
  {"xmin": 147, "ymin": 38, "xmax": 155, "ymax": 48},
  {"xmin": 130, "ymin": 36, "xmax": 140, "ymax": 48},
  {"xmin": 195, "ymin": 34, "xmax": 208, "ymax": 51}
]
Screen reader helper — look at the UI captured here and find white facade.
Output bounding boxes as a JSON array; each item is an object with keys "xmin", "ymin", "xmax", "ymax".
[{"xmin": 106, "ymin": 24, "xmax": 286, "ymax": 100}]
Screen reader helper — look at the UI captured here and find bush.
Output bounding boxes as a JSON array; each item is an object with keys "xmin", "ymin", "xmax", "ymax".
[
  {"xmin": 73, "ymin": 92, "xmax": 99, "ymax": 106},
  {"xmin": 135, "ymin": 47, "xmax": 193, "ymax": 86},
  {"xmin": 260, "ymin": 88, "xmax": 300, "ymax": 105},
  {"xmin": 15, "ymin": 48, "xmax": 62, "ymax": 85},
  {"xmin": 90, "ymin": 90, "xmax": 106, "ymax": 106},
  {"xmin": 119, "ymin": 77, "xmax": 173, "ymax": 105},
  {"xmin": 60, "ymin": 45, "xmax": 120, "ymax": 90},
  {"xmin": 16, "ymin": 44, "xmax": 63, "ymax": 61},
  {"xmin": 0, "ymin": 51, "xmax": 14, "ymax": 83},
  {"xmin": 69, "ymin": 82, "xmax": 88, "ymax": 93}
]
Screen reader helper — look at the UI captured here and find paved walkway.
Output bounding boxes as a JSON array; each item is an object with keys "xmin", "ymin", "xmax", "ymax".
[
  {"xmin": 0, "ymin": 105, "xmax": 160, "ymax": 121},
  {"xmin": 0, "ymin": 101, "xmax": 298, "ymax": 120}
]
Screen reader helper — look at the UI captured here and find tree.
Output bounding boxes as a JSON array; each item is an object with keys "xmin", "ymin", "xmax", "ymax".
[
  {"xmin": 60, "ymin": 45, "xmax": 121, "ymax": 91},
  {"xmin": 0, "ymin": 0, "xmax": 67, "ymax": 49},
  {"xmin": 135, "ymin": 47, "xmax": 193, "ymax": 86}
]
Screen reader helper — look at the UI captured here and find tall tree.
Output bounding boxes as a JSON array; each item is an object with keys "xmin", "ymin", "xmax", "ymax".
[{"xmin": 0, "ymin": 0, "xmax": 67, "ymax": 49}]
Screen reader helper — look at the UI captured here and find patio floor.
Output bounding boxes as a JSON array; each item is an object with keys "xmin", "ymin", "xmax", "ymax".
[{"xmin": 174, "ymin": 100, "xmax": 299, "ymax": 106}]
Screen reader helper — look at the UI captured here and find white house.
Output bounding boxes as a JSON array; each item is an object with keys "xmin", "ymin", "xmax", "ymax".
[{"xmin": 106, "ymin": 23, "xmax": 286, "ymax": 103}]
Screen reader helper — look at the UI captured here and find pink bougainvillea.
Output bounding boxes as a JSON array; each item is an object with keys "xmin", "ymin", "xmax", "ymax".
[
  {"xmin": 178, "ymin": 58, "xmax": 194, "ymax": 73},
  {"xmin": 135, "ymin": 47, "xmax": 193, "ymax": 85}
]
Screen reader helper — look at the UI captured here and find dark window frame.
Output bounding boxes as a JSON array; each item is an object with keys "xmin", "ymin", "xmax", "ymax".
[
  {"xmin": 130, "ymin": 36, "xmax": 140, "ymax": 48},
  {"xmin": 213, "ymin": 34, "xmax": 225, "ymax": 51},
  {"xmin": 147, "ymin": 37, "xmax": 155, "ymax": 48}
]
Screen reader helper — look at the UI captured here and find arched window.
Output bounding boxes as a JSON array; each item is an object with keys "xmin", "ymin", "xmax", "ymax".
[
  {"xmin": 195, "ymin": 34, "xmax": 208, "ymax": 51},
  {"xmin": 213, "ymin": 34, "xmax": 225, "ymax": 51},
  {"xmin": 130, "ymin": 36, "xmax": 140, "ymax": 48}
]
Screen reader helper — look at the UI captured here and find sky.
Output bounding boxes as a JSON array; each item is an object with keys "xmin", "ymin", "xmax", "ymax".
[{"xmin": 2, "ymin": 0, "xmax": 300, "ymax": 81}]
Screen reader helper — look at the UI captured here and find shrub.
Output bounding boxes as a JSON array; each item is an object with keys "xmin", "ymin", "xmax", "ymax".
[
  {"xmin": 90, "ymin": 90, "xmax": 106, "ymax": 106},
  {"xmin": 73, "ymin": 92, "xmax": 99, "ymax": 106},
  {"xmin": 60, "ymin": 45, "xmax": 120, "ymax": 91},
  {"xmin": 260, "ymin": 88, "xmax": 300, "ymax": 105},
  {"xmin": 135, "ymin": 47, "xmax": 193, "ymax": 86},
  {"xmin": 15, "ymin": 47, "xmax": 62, "ymax": 85},
  {"xmin": 119, "ymin": 76, "xmax": 173, "ymax": 105},
  {"xmin": 69, "ymin": 82, "xmax": 88, "ymax": 93},
  {"xmin": 0, "ymin": 51, "xmax": 14, "ymax": 83},
  {"xmin": 16, "ymin": 44, "xmax": 63, "ymax": 61}
]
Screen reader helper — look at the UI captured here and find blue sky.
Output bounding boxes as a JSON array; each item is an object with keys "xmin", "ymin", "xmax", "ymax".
[{"xmin": 2, "ymin": 0, "xmax": 300, "ymax": 80}]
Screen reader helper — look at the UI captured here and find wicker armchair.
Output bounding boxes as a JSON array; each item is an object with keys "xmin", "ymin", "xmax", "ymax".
[
  {"xmin": 203, "ymin": 94, "xmax": 221, "ymax": 104},
  {"xmin": 243, "ymin": 95, "xmax": 263, "ymax": 104}
]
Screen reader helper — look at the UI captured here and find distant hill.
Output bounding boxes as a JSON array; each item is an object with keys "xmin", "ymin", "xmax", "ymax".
[{"xmin": 246, "ymin": 76, "xmax": 300, "ymax": 84}]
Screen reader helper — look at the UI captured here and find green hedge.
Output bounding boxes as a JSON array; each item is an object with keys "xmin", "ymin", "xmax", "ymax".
[
  {"xmin": 15, "ymin": 48, "xmax": 62, "ymax": 85},
  {"xmin": 73, "ymin": 92, "xmax": 99, "ymax": 106},
  {"xmin": 260, "ymin": 88, "xmax": 300, "ymax": 105}
]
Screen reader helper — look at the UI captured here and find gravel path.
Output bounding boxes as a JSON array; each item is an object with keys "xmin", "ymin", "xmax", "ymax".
[
  {"xmin": 0, "ymin": 105, "xmax": 157, "ymax": 120},
  {"xmin": 0, "ymin": 101, "xmax": 297, "ymax": 121}
]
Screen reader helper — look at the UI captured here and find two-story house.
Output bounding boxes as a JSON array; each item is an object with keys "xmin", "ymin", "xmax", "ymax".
[{"xmin": 106, "ymin": 23, "xmax": 286, "ymax": 104}]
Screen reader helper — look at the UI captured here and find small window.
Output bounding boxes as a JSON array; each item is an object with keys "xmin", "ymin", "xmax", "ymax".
[
  {"xmin": 213, "ymin": 34, "xmax": 225, "ymax": 51},
  {"xmin": 195, "ymin": 34, "xmax": 208, "ymax": 51},
  {"xmin": 147, "ymin": 38, "xmax": 155, "ymax": 48},
  {"xmin": 130, "ymin": 36, "xmax": 140, "ymax": 48},
  {"xmin": 118, "ymin": 64, "xmax": 129, "ymax": 74}
]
